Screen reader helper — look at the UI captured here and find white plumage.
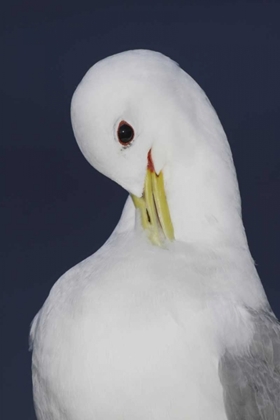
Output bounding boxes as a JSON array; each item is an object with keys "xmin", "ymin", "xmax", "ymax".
[{"xmin": 30, "ymin": 50, "xmax": 280, "ymax": 420}]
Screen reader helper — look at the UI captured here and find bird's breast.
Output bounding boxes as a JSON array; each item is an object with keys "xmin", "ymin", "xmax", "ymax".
[{"xmin": 32, "ymin": 257, "xmax": 228, "ymax": 420}]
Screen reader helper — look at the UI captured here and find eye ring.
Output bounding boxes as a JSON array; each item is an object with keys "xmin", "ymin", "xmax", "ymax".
[{"xmin": 117, "ymin": 121, "xmax": 135, "ymax": 145}]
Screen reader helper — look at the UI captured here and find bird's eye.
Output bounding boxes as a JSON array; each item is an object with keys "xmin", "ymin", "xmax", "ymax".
[{"xmin": 117, "ymin": 121, "xmax": 134, "ymax": 145}]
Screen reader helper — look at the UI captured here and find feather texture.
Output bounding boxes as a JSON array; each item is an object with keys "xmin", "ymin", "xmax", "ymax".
[{"xmin": 219, "ymin": 309, "xmax": 280, "ymax": 419}]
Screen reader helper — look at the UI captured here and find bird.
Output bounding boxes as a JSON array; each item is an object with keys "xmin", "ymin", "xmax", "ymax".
[{"xmin": 30, "ymin": 50, "xmax": 280, "ymax": 420}]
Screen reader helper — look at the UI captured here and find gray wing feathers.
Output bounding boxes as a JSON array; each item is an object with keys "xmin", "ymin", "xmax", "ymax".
[{"xmin": 219, "ymin": 309, "xmax": 280, "ymax": 420}]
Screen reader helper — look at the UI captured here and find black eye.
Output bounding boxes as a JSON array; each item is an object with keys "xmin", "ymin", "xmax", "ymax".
[{"xmin": 117, "ymin": 121, "xmax": 134, "ymax": 145}]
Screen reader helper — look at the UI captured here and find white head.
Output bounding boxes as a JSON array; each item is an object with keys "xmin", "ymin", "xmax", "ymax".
[{"xmin": 71, "ymin": 50, "xmax": 247, "ymax": 247}]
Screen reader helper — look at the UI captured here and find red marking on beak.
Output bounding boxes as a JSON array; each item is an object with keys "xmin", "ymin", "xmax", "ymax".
[{"xmin": 147, "ymin": 150, "xmax": 155, "ymax": 172}]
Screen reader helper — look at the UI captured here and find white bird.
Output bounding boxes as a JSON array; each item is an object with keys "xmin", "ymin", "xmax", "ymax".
[{"xmin": 30, "ymin": 50, "xmax": 280, "ymax": 420}]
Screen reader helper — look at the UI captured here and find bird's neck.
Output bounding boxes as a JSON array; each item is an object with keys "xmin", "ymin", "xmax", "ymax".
[{"xmin": 164, "ymin": 142, "xmax": 249, "ymax": 250}]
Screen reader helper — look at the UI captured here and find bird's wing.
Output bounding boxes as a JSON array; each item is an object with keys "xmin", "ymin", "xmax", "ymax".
[
  {"xmin": 219, "ymin": 308, "xmax": 280, "ymax": 420},
  {"xmin": 29, "ymin": 310, "xmax": 41, "ymax": 351}
]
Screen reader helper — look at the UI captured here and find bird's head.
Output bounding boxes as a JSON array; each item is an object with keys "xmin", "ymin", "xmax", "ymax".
[{"xmin": 71, "ymin": 50, "xmax": 244, "ymax": 247}]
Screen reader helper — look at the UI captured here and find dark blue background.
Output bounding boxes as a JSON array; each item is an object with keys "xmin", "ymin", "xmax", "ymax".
[{"xmin": 1, "ymin": 1, "xmax": 280, "ymax": 418}]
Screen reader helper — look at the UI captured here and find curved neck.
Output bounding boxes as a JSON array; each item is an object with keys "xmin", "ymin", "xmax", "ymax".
[{"xmin": 163, "ymin": 139, "xmax": 249, "ymax": 250}]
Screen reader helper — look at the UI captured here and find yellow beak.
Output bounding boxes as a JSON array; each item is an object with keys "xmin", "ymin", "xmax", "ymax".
[{"xmin": 131, "ymin": 169, "xmax": 174, "ymax": 246}]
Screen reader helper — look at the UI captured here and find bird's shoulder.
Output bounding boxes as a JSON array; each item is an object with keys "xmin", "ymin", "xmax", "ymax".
[{"xmin": 29, "ymin": 239, "xmax": 111, "ymax": 346}]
